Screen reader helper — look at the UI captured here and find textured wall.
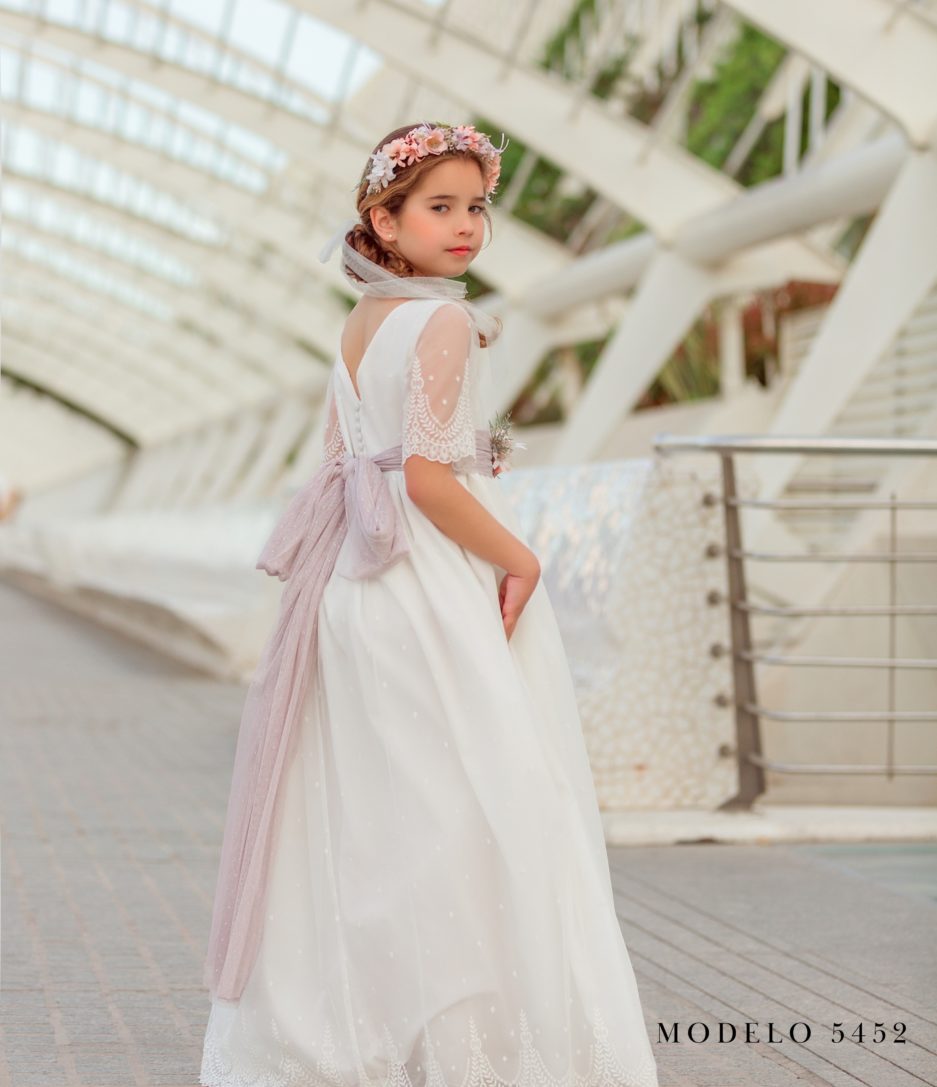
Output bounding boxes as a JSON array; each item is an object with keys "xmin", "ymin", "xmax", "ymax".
[{"xmin": 501, "ymin": 455, "xmax": 752, "ymax": 810}]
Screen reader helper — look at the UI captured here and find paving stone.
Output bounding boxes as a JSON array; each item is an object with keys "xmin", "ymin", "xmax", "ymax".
[{"xmin": 2, "ymin": 576, "xmax": 935, "ymax": 1087}]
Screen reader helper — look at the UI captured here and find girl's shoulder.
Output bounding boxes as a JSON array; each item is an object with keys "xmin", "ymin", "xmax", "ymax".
[{"xmin": 344, "ymin": 297, "xmax": 473, "ymax": 359}]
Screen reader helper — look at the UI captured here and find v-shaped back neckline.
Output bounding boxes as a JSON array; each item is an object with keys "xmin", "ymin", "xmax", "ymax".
[{"xmin": 337, "ymin": 298, "xmax": 427, "ymax": 404}]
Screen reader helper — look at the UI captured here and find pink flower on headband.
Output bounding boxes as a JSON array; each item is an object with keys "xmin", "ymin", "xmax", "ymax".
[
  {"xmin": 422, "ymin": 127, "xmax": 448, "ymax": 155},
  {"xmin": 452, "ymin": 125, "xmax": 483, "ymax": 153},
  {"xmin": 384, "ymin": 138, "xmax": 409, "ymax": 164},
  {"xmin": 483, "ymin": 157, "xmax": 501, "ymax": 191}
]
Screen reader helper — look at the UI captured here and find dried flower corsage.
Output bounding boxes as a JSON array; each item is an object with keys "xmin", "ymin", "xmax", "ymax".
[{"xmin": 489, "ymin": 410, "xmax": 526, "ymax": 476}]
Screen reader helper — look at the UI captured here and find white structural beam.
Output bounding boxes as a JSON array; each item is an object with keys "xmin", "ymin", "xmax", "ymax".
[
  {"xmin": 547, "ymin": 236, "xmax": 837, "ymax": 464},
  {"xmin": 4, "ymin": 219, "xmax": 317, "ymax": 386},
  {"xmin": 515, "ymin": 134, "xmax": 900, "ymax": 323},
  {"xmin": 2, "ymin": 94, "xmax": 570, "ymax": 348},
  {"xmin": 718, "ymin": 298, "xmax": 746, "ymax": 398},
  {"xmin": 2, "ymin": 1, "xmax": 843, "ymax": 466},
  {"xmin": 2, "ymin": 163, "xmax": 342, "ymax": 354},
  {"xmin": 4, "ymin": 261, "xmax": 276, "ymax": 403},
  {"xmin": 493, "ymin": 134, "xmax": 907, "ymax": 418},
  {"xmin": 550, "ymin": 249, "xmax": 714, "ymax": 465},
  {"xmin": 0, "ymin": 12, "xmax": 369, "ymax": 287},
  {"xmin": 676, "ymin": 132, "xmax": 907, "ymax": 264},
  {"xmin": 198, "ymin": 414, "xmax": 277, "ymax": 507},
  {"xmin": 650, "ymin": 8, "xmax": 741, "ymax": 145},
  {"xmin": 1, "ymin": 166, "xmax": 345, "ymax": 356},
  {"xmin": 624, "ymin": 0, "xmax": 689, "ymax": 90},
  {"xmin": 298, "ymin": 0, "xmax": 738, "ymax": 239},
  {"xmin": 3, "ymin": 260, "xmax": 282, "ymax": 443},
  {"xmin": 0, "ymin": 11, "xmax": 353, "ymax": 170},
  {"xmin": 5, "ymin": 300, "xmax": 238, "ymax": 421},
  {"xmin": 0, "ymin": 23, "xmax": 596, "ymax": 301},
  {"xmin": 516, "ymin": 133, "xmax": 897, "ymax": 322},
  {"xmin": 723, "ymin": 0, "xmax": 937, "ymax": 147},
  {"xmin": 0, "ymin": 91, "xmax": 332, "ymax": 279},
  {"xmin": 530, "ymin": 140, "xmax": 914, "ymax": 464},
  {"xmin": 236, "ymin": 399, "xmax": 316, "ymax": 501},
  {"xmin": 2, "ymin": 102, "xmax": 347, "ymax": 355},
  {"xmin": 750, "ymin": 147, "xmax": 937, "ymax": 519},
  {"xmin": 143, "ymin": 434, "xmax": 205, "ymax": 509},
  {"xmin": 5, "ymin": 336, "xmax": 171, "ymax": 446},
  {"xmin": 172, "ymin": 424, "xmax": 237, "ymax": 511}
]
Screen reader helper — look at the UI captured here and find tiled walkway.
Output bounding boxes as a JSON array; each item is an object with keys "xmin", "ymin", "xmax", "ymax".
[{"xmin": 1, "ymin": 579, "xmax": 935, "ymax": 1087}]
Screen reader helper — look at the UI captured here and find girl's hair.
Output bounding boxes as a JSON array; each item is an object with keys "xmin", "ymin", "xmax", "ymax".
[{"xmin": 345, "ymin": 122, "xmax": 500, "ymax": 347}]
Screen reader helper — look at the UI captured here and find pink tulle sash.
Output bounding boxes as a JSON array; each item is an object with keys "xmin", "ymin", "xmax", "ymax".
[{"xmin": 203, "ymin": 434, "xmax": 492, "ymax": 1002}]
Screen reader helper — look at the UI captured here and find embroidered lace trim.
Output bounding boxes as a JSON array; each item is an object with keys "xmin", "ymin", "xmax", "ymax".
[
  {"xmin": 199, "ymin": 1005, "xmax": 658, "ymax": 1087},
  {"xmin": 401, "ymin": 304, "xmax": 478, "ymax": 475},
  {"xmin": 321, "ymin": 374, "xmax": 347, "ymax": 464},
  {"xmin": 323, "ymin": 417, "xmax": 346, "ymax": 462},
  {"xmin": 401, "ymin": 348, "xmax": 476, "ymax": 472}
]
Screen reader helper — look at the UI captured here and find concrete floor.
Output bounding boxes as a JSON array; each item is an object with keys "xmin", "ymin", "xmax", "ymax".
[{"xmin": 1, "ymin": 579, "xmax": 935, "ymax": 1087}]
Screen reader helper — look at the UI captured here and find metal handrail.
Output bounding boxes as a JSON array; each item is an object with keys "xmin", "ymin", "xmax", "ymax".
[
  {"xmin": 744, "ymin": 705, "xmax": 937, "ymax": 723},
  {"xmin": 653, "ymin": 433, "xmax": 937, "ymax": 808},
  {"xmin": 731, "ymin": 548, "xmax": 937, "ymax": 562},
  {"xmin": 654, "ymin": 434, "xmax": 937, "ymax": 456},
  {"xmin": 739, "ymin": 650, "xmax": 937, "ymax": 670},
  {"xmin": 735, "ymin": 601, "xmax": 937, "ymax": 617},
  {"xmin": 747, "ymin": 755, "xmax": 937, "ymax": 776},
  {"xmin": 730, "ymin": 497, "xmax": 937, "ymax": 510}
]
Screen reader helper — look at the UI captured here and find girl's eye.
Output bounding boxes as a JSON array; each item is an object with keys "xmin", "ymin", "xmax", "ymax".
[{"xmin": 431, "ymin": 205, "xmax": 485, "ymax": 213}]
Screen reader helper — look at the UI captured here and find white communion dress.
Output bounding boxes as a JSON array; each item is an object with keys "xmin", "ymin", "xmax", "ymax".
[{"xmin": 200, "ymin": 298, "xmax": 659, "ymax": 1087}]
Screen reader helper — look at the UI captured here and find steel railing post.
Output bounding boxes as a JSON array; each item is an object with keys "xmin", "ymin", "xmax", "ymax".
[{"xmin": 718, "ymin": 452, "xmax": 766, "ymax": 809}]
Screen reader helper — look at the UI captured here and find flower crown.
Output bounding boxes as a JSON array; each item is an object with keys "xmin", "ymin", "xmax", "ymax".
[{"xmin": 364, "ymin": 123, "xmax": 509, "ymax": 200}]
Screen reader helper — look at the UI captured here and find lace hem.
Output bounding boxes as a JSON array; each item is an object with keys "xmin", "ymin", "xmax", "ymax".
[
  {"xmin": 323, "ymin": 423, "xmax": 346, "ymax": 462},
  {"xmin": 402, "ymin": 446, "xmax": 481, "ymax": 475},
  {"xmin": 321, "ymin": 371, "xmax": 347, "ymax": 464},
  {"xmin": 401, "ymin": 346, "xmax": 476, "ymax": 471},
  {"xmin": 200, "ymin": 1004, "xmax": 658, "ymax": 1087}
]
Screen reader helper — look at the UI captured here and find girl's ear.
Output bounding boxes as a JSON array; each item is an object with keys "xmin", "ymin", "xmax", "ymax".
[{"xmin": 369, "ymin": 205, "xmax": 395, "ymax": 244}]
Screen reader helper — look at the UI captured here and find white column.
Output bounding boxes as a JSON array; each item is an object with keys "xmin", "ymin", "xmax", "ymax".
[{"xmin": 718, "ymin": 297, "xmax": 746, "ymax": 398}]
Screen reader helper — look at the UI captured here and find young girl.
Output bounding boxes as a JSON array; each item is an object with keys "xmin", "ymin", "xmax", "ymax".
[{"xmin": 200, "ymin": 122, "xmax": 659, "ymax": 1087}]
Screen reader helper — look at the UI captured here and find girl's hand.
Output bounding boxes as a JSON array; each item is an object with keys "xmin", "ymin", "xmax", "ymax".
[
  {"xmin": 493, "ymin": 464, "xmax": 504, "ymax": 477},
  {"xmin": 498, "ymin": 553, "xmax": 540, "ymax": 641}
]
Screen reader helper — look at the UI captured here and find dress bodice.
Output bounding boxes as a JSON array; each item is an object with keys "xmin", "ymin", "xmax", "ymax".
[{"xmin": 326, "ymin": 298, "xmax": 495, "ymax": 472}]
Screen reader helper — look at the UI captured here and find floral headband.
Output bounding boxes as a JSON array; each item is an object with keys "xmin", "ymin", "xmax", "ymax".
[{"xmin": 363, "ymin": 123, "xmax": 509, "ymax": 200}]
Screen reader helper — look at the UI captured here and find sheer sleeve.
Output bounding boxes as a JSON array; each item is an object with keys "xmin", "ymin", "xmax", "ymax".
[
  {"xmin": 321, "ymin": 369, "xmax": 346, "ymax": 464},
  {"xmin": 401, "ymin": 303, "xmax": 477, "ymax": 473}
]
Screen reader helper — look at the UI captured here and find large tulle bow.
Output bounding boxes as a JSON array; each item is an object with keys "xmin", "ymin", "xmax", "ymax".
[
  {"xmin": 257, "ymin": 451, "xmax": 411, "ymax": 582},
  {"xmin": 203, "ymin": 450, "xmax": 410, "ymax": 1002}
]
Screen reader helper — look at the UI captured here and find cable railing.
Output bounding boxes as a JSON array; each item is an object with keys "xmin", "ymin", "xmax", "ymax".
[{"xmin": 653, "ymin": 434, "xmax": 937, "ymax": 808}]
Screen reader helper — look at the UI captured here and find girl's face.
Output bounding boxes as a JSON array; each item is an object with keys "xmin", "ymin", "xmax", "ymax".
[{"xmin": 375, "ymin": 157, "xmax": 487, "ymax": 279}]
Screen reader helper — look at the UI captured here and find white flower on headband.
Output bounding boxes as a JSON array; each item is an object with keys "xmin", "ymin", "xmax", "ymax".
[
  {"xmin": 364, "ymin": 123, "xmax": 509, "ymax": 199},
  {"xmin": 365, "ymin": 149, "xmax": 396, "ymax": 192}
]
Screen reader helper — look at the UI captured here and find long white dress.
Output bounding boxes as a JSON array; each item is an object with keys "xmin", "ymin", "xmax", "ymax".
[{"xmin": 200, "ymin": 298, "xmax": 659, "ymax": 1087}]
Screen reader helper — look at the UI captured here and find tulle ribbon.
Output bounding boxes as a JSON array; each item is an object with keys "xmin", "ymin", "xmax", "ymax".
[
  {"xmin": 203, "ymin": 448, "xmax": 410, "ymax": 1002},
  {"xmin": 318, "ymin": 216, "xmax": 503, "ymax": 347}
]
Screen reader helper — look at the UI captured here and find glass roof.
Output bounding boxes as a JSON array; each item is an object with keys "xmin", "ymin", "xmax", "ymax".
[{"xmin": 3, "ymin": 0, "xmax": 935, "ymax": 464}]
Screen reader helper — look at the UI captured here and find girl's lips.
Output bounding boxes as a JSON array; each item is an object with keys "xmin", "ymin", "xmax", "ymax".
[{"xmin": 448, "ymin": 247, "xmax": 471, "ymax": 254}]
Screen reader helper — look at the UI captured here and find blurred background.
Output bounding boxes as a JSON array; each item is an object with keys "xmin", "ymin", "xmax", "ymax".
[
  {"xmin": 2, "ymin": 5, "xmax": 937, "ymax": 1085},
  {"xmin": 2, "ymin": 0, "xmax": 936, "ymax": 820}
]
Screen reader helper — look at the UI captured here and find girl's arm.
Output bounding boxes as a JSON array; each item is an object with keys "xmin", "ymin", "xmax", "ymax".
[
  {"xmin": 405, "ymin": 460, "xmax": 539, "ymax": 577},
  {"xmin": 401, "ymin": 303, "xmax": 539, "ymax": 578}
]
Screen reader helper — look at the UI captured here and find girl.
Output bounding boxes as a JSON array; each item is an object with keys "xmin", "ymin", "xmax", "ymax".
[{"xmin": 200, "ymin": 122, "xmax": 659, "ymax": 1087}]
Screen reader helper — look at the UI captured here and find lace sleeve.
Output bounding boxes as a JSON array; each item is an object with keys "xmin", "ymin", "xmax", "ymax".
[
  {"xmin": 321, "ymin": 369, "xmax": 346, "ymax": 464},
  {"xmin": 401, "ymin": 303, "xmax": 477, "ymax": 473}
]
